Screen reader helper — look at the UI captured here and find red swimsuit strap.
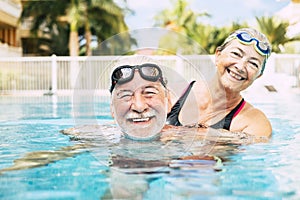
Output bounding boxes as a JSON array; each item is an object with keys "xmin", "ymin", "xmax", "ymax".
[{"xmin": 233, "ymin": 99, "xmax": 246, "ymax": 118}]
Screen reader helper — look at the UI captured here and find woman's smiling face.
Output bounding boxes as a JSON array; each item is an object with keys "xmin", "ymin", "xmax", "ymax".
[{"xmin": 215, "ymin": 39, "xmax": 265, "ymax": 92}]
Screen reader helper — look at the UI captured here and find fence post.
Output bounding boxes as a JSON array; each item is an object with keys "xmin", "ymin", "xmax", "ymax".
[
  {"xmin": 51, "ymin": 54, "xmax": 57, "ymax": 93},
  {"xmin": 294, "ymin": 59, "xmax": 300, "ymax": 87},
  {"xmin": 175, "ymin": 54, "xmax": 184, "ymax": 77}
]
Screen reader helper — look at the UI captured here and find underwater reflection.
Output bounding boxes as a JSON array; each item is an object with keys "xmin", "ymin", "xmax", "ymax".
[{"xmin": 0, "ymin": 124, "xmax": 260, "ymax": 199}]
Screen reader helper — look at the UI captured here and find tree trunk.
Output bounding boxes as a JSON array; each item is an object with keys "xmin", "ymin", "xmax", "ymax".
[
  {"xmin": 69, "ymin": 14, "xmax": 79, "ymax": 56},
  {"xmin": 69, "ymin": 30, "xmax": 79, "ymax": 56},
  {"xmin": 69, "ymin": 21, "xmax": 80, "ymax": 89}
]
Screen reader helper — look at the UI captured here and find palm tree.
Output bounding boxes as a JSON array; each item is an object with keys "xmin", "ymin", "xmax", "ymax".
[
  {"xmin": 20, "ymin": 0, "xmax": 129, "ymax": 56},
  {"xmin": 154, "ymin": 0, "xmax": 249, "ymax": 54},
  {"xmin": 68, "ymin": 0, "xmax": 130, "ymax": 56},
  {"xmin": 20, "ymin": 0, "xmax": 69, "ymax": 55},
  {"xmin": 256, "ymin": 16, "xmax": 300, "ymax": 53},
  {"xmin": 154, "ymin": 0, "xmax": 209, "ymax": 54},
  {"xmin": 154, "ymin": 0, "xmax": 208, "ymax": 34},
  {"xmin": 200, "ymin": 22, "xmax": 248, "ymax": 54}
]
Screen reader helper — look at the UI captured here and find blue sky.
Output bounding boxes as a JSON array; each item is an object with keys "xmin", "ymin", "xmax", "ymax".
[{"xmin": 124, "ymin": 0, "xmax": 290, "ymax": 30}]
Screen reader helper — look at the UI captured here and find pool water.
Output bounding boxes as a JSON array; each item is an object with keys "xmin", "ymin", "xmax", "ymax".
[{"xmin": 0, "ymin": 92, "xmax": 300, "ymax": 199}]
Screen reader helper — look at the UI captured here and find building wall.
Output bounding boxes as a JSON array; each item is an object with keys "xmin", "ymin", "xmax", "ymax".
[{"xmin": 0, "ymin": 0, "xmax": 22, "ymax": 56}]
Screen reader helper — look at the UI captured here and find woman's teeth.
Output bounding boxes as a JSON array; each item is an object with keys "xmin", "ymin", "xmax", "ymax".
[{"xmin": 227, "ymin": 69, "xmax": 245, "ymax": 80}]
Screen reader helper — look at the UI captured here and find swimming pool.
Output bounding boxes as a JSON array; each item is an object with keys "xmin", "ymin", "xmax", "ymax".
[{"xmin": 0, "ymin": 91, "xmax": 299, "ymax": 199}]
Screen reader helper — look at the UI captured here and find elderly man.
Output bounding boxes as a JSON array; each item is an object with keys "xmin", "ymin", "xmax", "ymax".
[{"xmin": 109, "ymin": 59, "xmax": 171, "ymax": 141}]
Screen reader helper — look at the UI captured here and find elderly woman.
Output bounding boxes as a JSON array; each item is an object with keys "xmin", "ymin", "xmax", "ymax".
[{"xmin": 167, "ymin": 28, "xmax": 272, "ymax": 138}]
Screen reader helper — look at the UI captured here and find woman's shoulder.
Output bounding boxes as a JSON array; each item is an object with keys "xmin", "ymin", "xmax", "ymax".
[{"xmin": 233, "ymin": 102, "xmax": 272, "ymax": 137}]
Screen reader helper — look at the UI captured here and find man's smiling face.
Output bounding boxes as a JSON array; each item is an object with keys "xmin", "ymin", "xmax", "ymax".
[{"xmin": 111, "ymin": 71, "xmax": 168, "ymax": 140}]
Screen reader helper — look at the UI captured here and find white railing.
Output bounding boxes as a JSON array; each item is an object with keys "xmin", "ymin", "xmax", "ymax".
[{"xmin": 0, "ymin": 54, "xmax": 299, "ymax": 96}]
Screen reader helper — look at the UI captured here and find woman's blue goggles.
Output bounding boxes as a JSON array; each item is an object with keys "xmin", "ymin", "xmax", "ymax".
[
  {"xmin": 110, "ymin": 63, "xmax": 166, "ymax": 93},
  {"xmin": 225, "ymin": 32, "xmax": 271, "ymax": 58}
]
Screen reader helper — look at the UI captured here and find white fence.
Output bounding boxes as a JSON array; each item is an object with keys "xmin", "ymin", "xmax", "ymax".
[{"xmin": 0, "ymin": 54, "xmax": 299, "ymax": 96}]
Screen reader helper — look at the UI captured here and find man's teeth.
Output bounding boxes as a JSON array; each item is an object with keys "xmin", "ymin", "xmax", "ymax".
[
  {"xmin": 132, "ymin": 118, "xmax": 150, "ymax": 122},
  {"xmin": 228, "ymin": 70, "xmax": 244, "ymax": 80}
]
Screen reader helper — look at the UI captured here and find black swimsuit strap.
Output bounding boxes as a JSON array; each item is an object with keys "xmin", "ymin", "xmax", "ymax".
[
  {"xmin": 166, "ymin": 81, "xmax": 196, "ymax": 126},
  {"xmin": 210, "ymin": 98, "xmax": 245, "ymax": 130}
]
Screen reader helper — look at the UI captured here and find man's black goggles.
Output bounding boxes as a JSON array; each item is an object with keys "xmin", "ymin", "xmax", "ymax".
[{"xmin": 110, "ymin": 63, "xmax": 166, "ymax": 93}]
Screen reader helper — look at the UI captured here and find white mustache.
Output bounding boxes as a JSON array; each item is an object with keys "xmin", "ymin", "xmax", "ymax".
[{"xmin": 126, "ymin": 109, "xmax": 156, "ymax": 120}]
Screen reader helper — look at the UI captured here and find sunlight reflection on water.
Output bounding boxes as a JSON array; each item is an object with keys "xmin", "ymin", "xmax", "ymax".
[{"xmin": 0, "ymin": 93, "xmax": 299, "ymax": 199}]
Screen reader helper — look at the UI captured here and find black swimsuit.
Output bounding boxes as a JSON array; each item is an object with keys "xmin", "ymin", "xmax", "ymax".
[
  {"xmin": 210, "ymin": 98, "xmax": 245, "ymax": 130},
  {"xmin": 166, "ymin": 81, "xmax": 246, "ymax": 130},
  {"xmin": 166, "ymin": 81, "xmax": 196, "ymax": 126}
]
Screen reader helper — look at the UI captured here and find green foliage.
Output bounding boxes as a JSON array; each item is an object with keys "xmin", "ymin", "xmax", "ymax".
[
  {"xmin": 20, "ymin": 0, "xmax": 130, "ymax": 56},
  {"xmin": 191, "ymin": 22, "xmax": 248, "ymax": 54},
  {"xmin": 154, "ymin": 0, "xmax": 249, "ymax": 54},
  {"xmin": 154, "ymin": 0, "xmax": 300, "ymax": 55},
  {"xmin": 21, "ymin": 0, "xmax": 300, "ymax": 55},
  {"xmin": 256, "ymin": 16, "xmax": 300, "ymax": 53},
  {"xmin": 154, "ymin": 0, "xmax": 210, "ymax": 54}
]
